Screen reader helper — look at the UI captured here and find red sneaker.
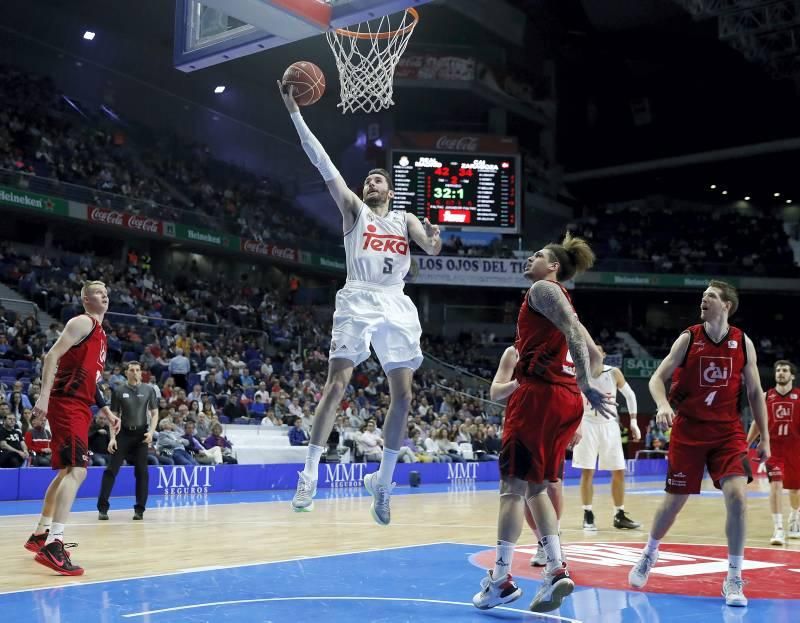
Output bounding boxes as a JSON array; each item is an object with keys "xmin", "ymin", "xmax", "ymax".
[
  {"xmin": 34, "ymin": 540, "xmax": 84, "ymax": 576},
  {"xmin": 24, "ymin": 530, "xmax": 48, "ymax": 553}
]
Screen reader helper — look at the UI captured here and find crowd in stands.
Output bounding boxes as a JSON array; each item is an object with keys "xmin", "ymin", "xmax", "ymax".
[
  {"xmin": 0, "ymin": 243, "xmax": 504, "ymax": 468},
  {"xmin": 0, "ymin": 64, "xmax": 329, "ymax": 246},
  {"xmin": 568, "ymin": 203, "xmax": 798, "ymax": 276}
]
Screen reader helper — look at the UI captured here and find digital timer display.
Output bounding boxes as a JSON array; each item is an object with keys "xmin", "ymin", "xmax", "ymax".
[{"xmin": 391, "ymin": 150, "xmax": 520, "ymax": 233}]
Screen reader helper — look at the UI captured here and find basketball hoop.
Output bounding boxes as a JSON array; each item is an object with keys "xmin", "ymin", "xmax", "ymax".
[{"xmin": 326, "ymin": 7, "xmax": 419, "ymax": 114}]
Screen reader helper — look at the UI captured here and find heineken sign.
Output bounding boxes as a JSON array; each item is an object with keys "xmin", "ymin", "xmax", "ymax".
[{"xmin": 0, "ymin": 185, "xmax": 68, "ymax": 215}]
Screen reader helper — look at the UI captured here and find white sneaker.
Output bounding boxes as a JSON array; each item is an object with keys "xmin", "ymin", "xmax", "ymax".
[
  {"xmin": 529, "ymin": 566, "xmax": 574, "ymax": 613},
  {"xmin": 363, "ymin": 472, "xmax": 395, "ymax": 526},
  {"xmin": 472, "ymin": 571, "xmax": 522, "ymax": 610},
  {"xmin": 291, "ymin": 471, "xmax": 317, "ymax": 512},
  {"xmin": 722, "ymin": 577, "xmax": 748, "ymax": 607},
  {"xmin": 530, "ymin": 543, "xmax": 547, "ymax": 567},
  {"xmin": 770, "ymin": 527, "xmax": 785, "ymax": 546},
  {"xmin": 628, "ymin": 550, "xmax": 659, "ymax": 588},
  {"xmin": 788, "ymin": 517, "xmax": 800, "ymax": 538}
]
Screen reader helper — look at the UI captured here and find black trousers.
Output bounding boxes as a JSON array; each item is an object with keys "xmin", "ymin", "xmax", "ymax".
[{"xmin": 97, "ymin": 428, "xmax": 149, "ymax": 514}]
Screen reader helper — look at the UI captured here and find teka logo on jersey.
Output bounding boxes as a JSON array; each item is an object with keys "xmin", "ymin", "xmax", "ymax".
[
  {"xmin": 775, "ymin": 402, "xmax": 794, "ymax": 420},
  {"xmin": 89, "ymin": 206, "xmax": 124, "ymax": 226},
  {"xmin": 156, "ymin": 465, "xmax": 215, "ymax": 495},
  {"xmin": 699, "ymin": 356, "xmax": 732, "ymax": 387},
  {"xmin": 435, "ymin": 135, "xmax": 479, "ymax": 152},
  {"xmin": 447, "ymin": 462, "xmax": 478, "ymax": 481},
  {"xmin": 362, "ymin": 224, "xmax": 409, "ymax": 255},
  {"xmin": 324, "ymin": 463, "xmax": 368, "ymax": 487}
]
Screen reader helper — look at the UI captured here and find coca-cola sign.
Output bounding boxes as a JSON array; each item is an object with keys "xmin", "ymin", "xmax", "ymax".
[
  {"xmin": 88, "ymin": 206, "xmax": 163, "ymax": 235},
  {"xmin": 126, "ymin": 214, "xmax": 161, "ymax": 234},
  {"xmin": 242, "ymin": 240, "xmax": 298, "ymax": 262},
  {"xmin": 435, "ymin": 136, "xmax": 479, "ymax": 152},
  {"xmin": 88, "ymin": 206, "xmax": 124, "ymax": 226}
]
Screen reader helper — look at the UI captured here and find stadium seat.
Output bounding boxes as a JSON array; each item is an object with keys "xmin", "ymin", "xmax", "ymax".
[
  {"xmin": 122, "ymin": 351, "xmax": 138, "ymax": 362},
  {"xmin": 14, "ymin": 360, "xmax": 32, "ymax": 369}
]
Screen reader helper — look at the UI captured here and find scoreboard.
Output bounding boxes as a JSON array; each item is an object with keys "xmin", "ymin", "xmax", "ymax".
[{"xmin": 391, "ymin": 150, "xmax": 520, "ymax": 233}]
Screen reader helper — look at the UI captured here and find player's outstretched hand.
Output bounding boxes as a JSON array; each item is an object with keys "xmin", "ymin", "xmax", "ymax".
[
  {"xmin": 277, "ymin": 80, "xmax": 300, "ymax": 114},
  {"xmin": 582, "ymin": 387, "xmax": 615, "ymax": 418},
  {"xmin": 630, "ymin": 417, "xmax": 642, "ymax": 442},
  {"xmin": 423, "ymin": 217, "xmax": 440, "ymax": 240},
  {"xmin": 655, "ymin": 404, "xmax": 675, "ymax": 428},
  {"xmin": 757, "ymin": 437, "xmax": 771, "ymax": 463},
  {"xmin": 32, "ymin": 401, "xmax": 47, "ymax": 423}
]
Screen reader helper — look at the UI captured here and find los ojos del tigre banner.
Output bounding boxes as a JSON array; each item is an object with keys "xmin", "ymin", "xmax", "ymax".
[{"xmin": 406, "ymin": 256, "xmax": 530, "ymax": 288}]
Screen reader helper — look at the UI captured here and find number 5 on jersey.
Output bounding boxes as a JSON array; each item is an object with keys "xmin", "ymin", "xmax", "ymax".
[{"xmin": 383, "ymin": 258, "xmax": 393, "ymax": 274}]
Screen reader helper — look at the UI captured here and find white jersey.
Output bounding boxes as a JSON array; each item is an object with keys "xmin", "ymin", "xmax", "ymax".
[
  {"xmin": 343, "ymin": 205, "xmax": 410, "ymax": 288},
  {"xmin": 583, "ymin": 367, "xmax": 619, "ymax": 420}
]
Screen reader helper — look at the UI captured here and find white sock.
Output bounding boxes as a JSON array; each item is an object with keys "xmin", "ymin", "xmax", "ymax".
[
  {"xmin": 493, "ymin": 540, "xmax": 515, "ymax": 579},
  {"xmin": 34, "ymin": 515, "xmax": 52, "ymax": 535},
  {"xmin": 644, "ymin": 535, "xmax": 660, "ymax": 556},
  {"xmin": 46, "ymin": 523, "xmax": 65, "ymax": 544},
  {"xmin": 376, "ymin": 448, "xmax": 400, "ymax": 486},
  {"xmin": 615, "ymin": 505, "xmax": 625, "ymax": 513},
  {"xmin": 727, "ymin": 555, "xmax": 744, "ymax": 580},
  {"xmin": 541, "ymin": 534, "xmax": 563, "ymax": 571},
  {"xmin": 773, "ymin": 513, "xmax": 784, "ymax": 529},
  {"xmin": 302, "ymin": 444, "xmax": 325, "ymax": 479},
  {"xmin": 582, "ymin": 505, "xmax": 592, "ymax": 511}
]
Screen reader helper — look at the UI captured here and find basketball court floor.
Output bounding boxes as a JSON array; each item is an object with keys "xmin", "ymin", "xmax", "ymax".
[{"xmin": 1, "ymin": 474, "xmax": 798, "ymax": 622}]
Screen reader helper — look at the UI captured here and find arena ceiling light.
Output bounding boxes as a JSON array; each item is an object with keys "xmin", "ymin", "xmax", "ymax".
[
  {"xmin": 83, "ymin": 31, "xmax": 96, "ymax": 40},
  {"xmin": 721, "ymin": 190, "xmax": 728, "ymax": 195},
  {"xmin": 744, "ymin": 196, "xmax": 751, "ymax": 201},
  {"xmin": 214, "ymin": 85, "xmax": 226, "ymax": 94},
  {"xmin": 786, "ymin": 199, "xmax": 792, "ymax": 204},
  {"xmin": 709, "ymin": 184, "xmax": 717, "ymax": 189},
  {"xmin": 774, "ymin": 192, "xmax": 781, "ymax": 197}
]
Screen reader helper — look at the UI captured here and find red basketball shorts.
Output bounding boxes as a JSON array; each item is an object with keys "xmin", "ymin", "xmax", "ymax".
[
  {"xmin": 500, "ymin": 380, "xmax": 583, "ymax": 483},
  {"xmin": 766, "ymin": 448, "xmax": 800, "ymax": 490},
  {"xmin": 665, "ymin": 415, "xmax": 751, "ymax": 494},
  {"xmin": 48, "ymin": 397, "xmax": 93, "ymax": 470}
]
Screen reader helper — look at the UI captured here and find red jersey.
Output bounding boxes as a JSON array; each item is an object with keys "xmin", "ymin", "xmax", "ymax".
[
  {"xmin": 514, "ymin": 281, "xmax": 578, "ymax": 392},
  {"xmin": 766, "ymin": 386, "xmax": 800, "ymax": 458},
  {"xmin": 52, "ymin": 315, "xmax": 107, "ymax": 405},
  {"xmin": 668, "ymin": 324, "xmax": 746, "ymax": 424}
]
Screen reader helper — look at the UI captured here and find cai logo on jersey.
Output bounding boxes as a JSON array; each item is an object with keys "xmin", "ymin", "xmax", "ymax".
[
  {"xmin": 362, "ymin": 224, "xmax": 409, "ymax": 255},
  {"xmin": 774, "ymin": 402, "xmax": 794, "ymax": 421},
  {"xmin": 699, "ymin": 356, "xmax": 732, "ymax": 387}
]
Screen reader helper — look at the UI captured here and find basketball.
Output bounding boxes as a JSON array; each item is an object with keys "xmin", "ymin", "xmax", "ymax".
[{"xmin": 282, "ymin": 61, "xmax": 326, "ymax": 106}]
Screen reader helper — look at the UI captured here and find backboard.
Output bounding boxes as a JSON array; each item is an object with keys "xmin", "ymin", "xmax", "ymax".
[{"xmin": 174, "ymin": 0, "xmax": 434, "ymax": 72}]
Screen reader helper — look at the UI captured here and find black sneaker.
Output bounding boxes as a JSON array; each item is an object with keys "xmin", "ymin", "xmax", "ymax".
[
  {"xmin": 614, "ymin": 509, "xmax": 641, "ymax": 530},
  {"xmin": 98, "ymin": 511, "xmax": 109, "ymax": 520},
  {"xmin": 583, "ymin": 509, "xmax": 597, "ymax": 531},
  {"xmin": 24, "ymin": 530, "xmax": 49, "ymax": 552},
  {"xmin": 34, "ymin": 540, "xmax": 84, "ymax": 576},
  {"xmin": 133, "ymin": 511, "xmax": 143, "ymax": 520}
]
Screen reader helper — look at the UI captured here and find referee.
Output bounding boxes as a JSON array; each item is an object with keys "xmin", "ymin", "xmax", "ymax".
[{"xmin": 97, "ymin": 361, "xmax": 158, "ymax": 520}]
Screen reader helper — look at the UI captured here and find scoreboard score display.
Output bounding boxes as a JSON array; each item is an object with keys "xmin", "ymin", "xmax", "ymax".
[{"xmin": 391, "ymin": 150, "xmax": 521, "ymax": 233}]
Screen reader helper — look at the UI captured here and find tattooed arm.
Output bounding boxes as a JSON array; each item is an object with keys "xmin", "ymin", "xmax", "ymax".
[{"xmin": 528, "ymin": 281, "xmax": 614, "ymax": 417}]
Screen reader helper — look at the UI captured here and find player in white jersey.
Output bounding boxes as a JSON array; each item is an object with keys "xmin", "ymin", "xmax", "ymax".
[
  {"xmin": 571, "ymin": 346, "xmax": 642, "ymax": 530},
  {"xmin": 279, "ymin": 82, "xmax": 441, "ymax": 525}
]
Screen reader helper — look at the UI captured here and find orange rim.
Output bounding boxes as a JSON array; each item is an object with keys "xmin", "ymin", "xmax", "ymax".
[{"xmin": 334, "ymin": 7, "xmax": 418, "ymax": 40}]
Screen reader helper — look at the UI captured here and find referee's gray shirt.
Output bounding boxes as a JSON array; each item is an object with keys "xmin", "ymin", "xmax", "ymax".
[{"xmin": 111, "ymin": 383, "xmax": 158, "ymax": 429}]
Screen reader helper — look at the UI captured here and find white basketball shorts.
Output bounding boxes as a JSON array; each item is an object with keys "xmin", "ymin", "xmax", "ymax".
[
  {"xmin": 571, "ymin": 415, "xmax": 626, "ymax": 471},
  {"xmin": 329, "ymin": 282, "xmax": 423, "ymax": 372}
]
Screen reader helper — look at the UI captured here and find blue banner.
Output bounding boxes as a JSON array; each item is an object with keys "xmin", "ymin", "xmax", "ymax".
[{"xmin": 7, "ymin": 459, "xmax": 669, "ymax": 501}]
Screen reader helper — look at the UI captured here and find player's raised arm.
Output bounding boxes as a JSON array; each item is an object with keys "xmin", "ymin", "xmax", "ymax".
[
  {"xmin": 528, "ymin": 280, "xmax": 613, "ymax": 417},
  {"xmin": 406, "ymin": 213, "xmax": 442, "ymax": 256},
  {"xmin": 743, "ymin": 335, "xmax": 770, "ymax": 461},
  {"xmin": 277, "ymin": 81, "xmax": 361, "ymax": 229},
  {"xmin": 34, "ymin": 314, "xmax": 95, "ymax": 419},
  {"xmin": 490, "ymin": 346, "xmax": 519, "ymax": 402},
  {"xmin": 647, "ymin": 331, "xmax": 691, "ymax": 428}
]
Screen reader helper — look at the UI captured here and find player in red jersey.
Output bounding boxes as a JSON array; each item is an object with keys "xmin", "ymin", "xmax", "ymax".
[
  {"xmin": 746, "ymin": 360, "xmax": 800, "ymax": 545},
  {"xmin": 628, "ymin": 280, "xmax": 770, "ymax": 608},
  {"xmin": 473, "ymin": 233, "xmax": 611, "ymax": 614},
  {"xmin": 23, "ymin": 281, "xmax": 120, "ymax": 576}
]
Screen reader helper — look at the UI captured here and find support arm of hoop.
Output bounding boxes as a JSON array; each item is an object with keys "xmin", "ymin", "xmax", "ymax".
[{"xmin": 290, "ymin": 112, "xmax": 340, "ymax": 182}]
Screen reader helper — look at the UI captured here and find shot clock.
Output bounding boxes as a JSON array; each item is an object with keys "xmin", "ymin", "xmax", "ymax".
[{"xmin": 391, "ymin": 150, "xmax": 521, "ymax": 233}]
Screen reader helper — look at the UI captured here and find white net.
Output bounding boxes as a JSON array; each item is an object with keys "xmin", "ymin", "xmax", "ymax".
[{"xmin": 326, "ymin": 8, "xmax": 418, "ymax": 114}]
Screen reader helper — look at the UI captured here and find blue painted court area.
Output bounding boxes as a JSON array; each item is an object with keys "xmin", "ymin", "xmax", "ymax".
[{"xmin": 1, "ymin": 542, "xmax": 793, "ymax": 622}]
